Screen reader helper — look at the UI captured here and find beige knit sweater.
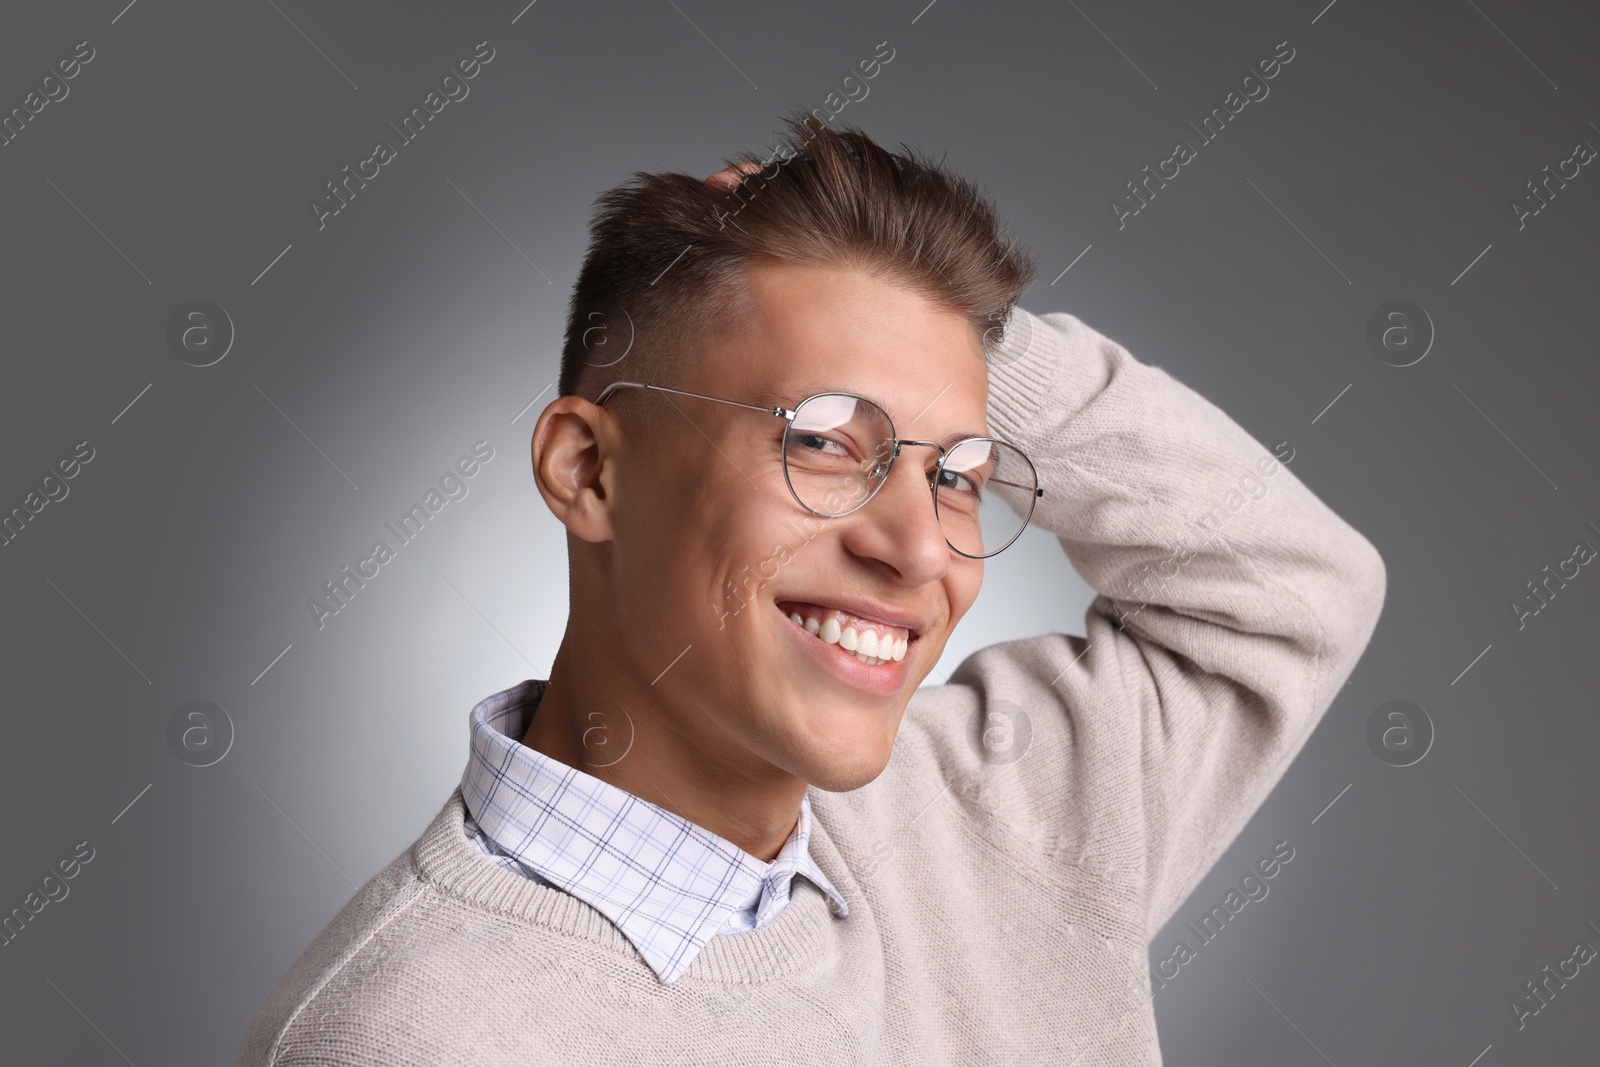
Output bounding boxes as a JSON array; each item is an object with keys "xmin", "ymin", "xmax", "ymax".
[{"xmin": 236, "ymin": 307, "xmax": 1386, "ymax": 1066}]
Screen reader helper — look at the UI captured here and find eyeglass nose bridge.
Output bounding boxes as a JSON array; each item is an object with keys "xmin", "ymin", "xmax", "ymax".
[
  {"xmin": 880, "ymin": 438, "xmax": 947, "ymax": 483},
  {"xmin": 850, "ymin": 439, "xmax": 952, "ymax": 517}
]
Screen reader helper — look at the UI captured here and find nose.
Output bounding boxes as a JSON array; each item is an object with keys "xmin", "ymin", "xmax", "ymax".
[{"xmin": 835, "ymin": 443, "xmax": 954, "ymax": 584}]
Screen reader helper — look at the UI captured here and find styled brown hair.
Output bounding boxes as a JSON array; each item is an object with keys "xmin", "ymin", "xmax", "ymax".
[{"xmin": 558, "ymin": 107, "xmax": 1036, "ymax": 403}]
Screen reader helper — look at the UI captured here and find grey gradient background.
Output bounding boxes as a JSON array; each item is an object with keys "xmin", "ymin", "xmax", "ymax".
[{"xmin": 2, "ymin": 0, "xmax": 1598, "ymax": 1063}]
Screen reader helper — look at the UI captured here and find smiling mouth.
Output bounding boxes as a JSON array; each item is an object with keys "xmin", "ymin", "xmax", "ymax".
[{"xmin": 775, "ymin": 601, "xmax": 910, "ymax": 667}]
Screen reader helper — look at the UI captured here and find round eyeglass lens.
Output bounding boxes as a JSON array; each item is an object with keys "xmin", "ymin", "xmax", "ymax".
[
  {"xmin": 782, "ymin": 393, "xmax": 894, "ymax": 518},
  {"xmin": 932, "ymin": 437, "xmax": 1038, "ymax": 558}
]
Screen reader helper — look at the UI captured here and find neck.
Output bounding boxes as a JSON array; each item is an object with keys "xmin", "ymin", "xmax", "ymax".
[{"xmin": 521, "ymin": 634, "xmax": 807, "ymax": 862}]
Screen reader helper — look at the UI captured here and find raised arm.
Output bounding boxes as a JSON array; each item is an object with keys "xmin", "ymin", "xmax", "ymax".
[{"xmin": 940, "ymin": 305, "xmax": 1386, "ymax": 943}]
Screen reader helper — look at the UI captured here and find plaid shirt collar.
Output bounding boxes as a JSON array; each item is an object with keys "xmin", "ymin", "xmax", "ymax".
[{"xmin": 459, "ymin": 680, "xmax": 849, "ymax": 983}]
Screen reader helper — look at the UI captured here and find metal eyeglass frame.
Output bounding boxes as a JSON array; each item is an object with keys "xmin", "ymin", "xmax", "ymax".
[{"xmin": 592, "ymin": 379, "xmax": 1045, "ymax": 559}]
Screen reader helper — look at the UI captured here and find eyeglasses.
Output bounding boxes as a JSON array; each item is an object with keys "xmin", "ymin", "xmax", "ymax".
[{"xmin": 594, "ymin": 380, "xmax": 1044, "ymax": 558}]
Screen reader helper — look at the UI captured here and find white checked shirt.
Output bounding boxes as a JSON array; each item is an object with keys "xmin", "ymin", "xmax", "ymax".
[{"xmin": 459, "ymin": 680, "xmax": 850, "ymax": 983}]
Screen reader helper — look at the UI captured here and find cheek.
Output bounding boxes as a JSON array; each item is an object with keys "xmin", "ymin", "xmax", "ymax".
[
  {"xmin": 946, "ymin": 562, "xmax": 984, "ymax": 621},
  {"xmin": 715, "ymin": 496, "xmax": 806, "ymax": 597},
  {"xmin": 905, "ymin": 565, "xmax": 980, "ymax": 671},
  {"xmin": 611, "ymin": 465, "xmax": 711, "ymax": 600},
  {"xmin": 663, "ymin": 472, "xmax": 796, "ymax": 616}
]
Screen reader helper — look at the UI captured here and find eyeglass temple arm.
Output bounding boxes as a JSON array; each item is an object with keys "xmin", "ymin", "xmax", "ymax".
[
  {"xmin": 989, "ymin": 479, "xmax": 1046, "ymax": 498},
  {"xmin": 594, "ymin": 380, "xmax": 794, "ymax": 419}
]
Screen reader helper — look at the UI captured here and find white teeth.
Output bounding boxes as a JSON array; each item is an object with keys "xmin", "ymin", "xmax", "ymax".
[{"xmin": 784, "ymin": 606, "xmax": 911, "ymax": 666}]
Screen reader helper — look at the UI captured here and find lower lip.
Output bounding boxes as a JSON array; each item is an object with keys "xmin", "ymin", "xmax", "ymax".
[{"xmin": 775, "ymin": 604, "xmax": 913, "ymax": 697}]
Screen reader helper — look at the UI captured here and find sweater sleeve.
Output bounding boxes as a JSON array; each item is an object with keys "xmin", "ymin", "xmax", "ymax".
[{"xmin": 947, "ymin": 306, "xmax": 1386, "ymax": 944}]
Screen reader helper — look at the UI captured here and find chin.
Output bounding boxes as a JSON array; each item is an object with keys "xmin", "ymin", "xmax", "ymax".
[
  {"xmin": 802, "ymin": 755, "xmax": 893, "ymax": 794},
  {"xmin": 781, "ymin": 712, "xmax": 900, "ymax": 792}
]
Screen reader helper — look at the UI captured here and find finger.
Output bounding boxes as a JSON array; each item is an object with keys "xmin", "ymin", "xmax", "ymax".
[{"xmin": 704, "ymin": 161, "xmax": 763, "ymax": 191}]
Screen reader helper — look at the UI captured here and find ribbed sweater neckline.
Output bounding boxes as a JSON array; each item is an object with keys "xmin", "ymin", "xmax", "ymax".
[{"xmin": 413, "ymin": 787, "xmax": 851, "ymax": 984}]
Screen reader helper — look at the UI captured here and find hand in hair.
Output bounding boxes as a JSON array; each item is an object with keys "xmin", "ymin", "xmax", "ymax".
[{"xmin": 703, "ymin": 161, "xmax": 763, "ymax": 192}]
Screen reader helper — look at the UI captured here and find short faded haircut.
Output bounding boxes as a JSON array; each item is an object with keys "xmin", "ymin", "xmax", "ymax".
[{"xmin": 557, "ymin": 107, "xmax": 1037, "ymax": 406}]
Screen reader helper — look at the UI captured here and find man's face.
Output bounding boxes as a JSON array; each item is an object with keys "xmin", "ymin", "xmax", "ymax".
[{"xmin": 605, "ymin": 258, "xmax": 990, "ymax": 792}]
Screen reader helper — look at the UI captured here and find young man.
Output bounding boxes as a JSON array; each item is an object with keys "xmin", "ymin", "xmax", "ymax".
[{"xmin": 237, "ymin": 111, "xmax": 1385, "ymax": 1065}]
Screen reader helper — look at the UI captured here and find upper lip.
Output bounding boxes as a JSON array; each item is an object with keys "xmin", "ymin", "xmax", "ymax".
[{"xmin": 774, "ymin": 594, "xmax": 932, "ymax": 638}]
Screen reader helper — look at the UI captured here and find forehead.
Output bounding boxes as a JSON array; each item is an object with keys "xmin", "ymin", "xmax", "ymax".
[{"xmin": 699, "ymin": 259, "xmax": 990, "ymax": 433}]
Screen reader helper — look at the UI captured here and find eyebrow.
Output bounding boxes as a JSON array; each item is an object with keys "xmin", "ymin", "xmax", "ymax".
[{"xmin": 747, "ymin": 387, "xmax": 988, "ymax": 447}]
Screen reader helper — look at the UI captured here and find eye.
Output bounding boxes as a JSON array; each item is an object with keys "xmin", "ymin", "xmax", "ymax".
[
  {"xmin": 791, "ymin": 431, "xmax": 854, "ymax": 458},
  {"xmin": 934, "ymin": 466, "xmax": 982, "ymax": 496}
]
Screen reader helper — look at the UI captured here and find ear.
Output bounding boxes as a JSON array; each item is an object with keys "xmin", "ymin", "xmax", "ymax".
[{"xmin": 530, "ymin": 396, "xmax": 619, "ymax": 544}]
